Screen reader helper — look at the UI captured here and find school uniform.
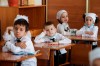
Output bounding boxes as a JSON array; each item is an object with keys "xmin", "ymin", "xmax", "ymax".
[
  {"xmin": 34, "ymin": 32, "xmax": 71, "ymax": 65},
  {"xmin": 3, "ymin": 30, "xmax": 31, "ymax": 41},
  {"xmin": 76, "ymin": 25, "xmax": 98, "ymax": 38},
  {"xmin": 2, "ymin": 36, "xmax": 37, "ymax": 66},
  {"xmin": 57, "ymin": 23, "xmax": 70, "ymax": 35},
  {"xmin": 76, "ymin": 25, "xmax": 98, "ymax": 49}
]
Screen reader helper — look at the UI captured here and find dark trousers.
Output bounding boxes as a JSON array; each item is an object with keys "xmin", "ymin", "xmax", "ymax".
[
  {"xmin": 15, "ymin": 62, "xmax": 21, "ymax": 66},
  {"xmin": 84, "ymin": 41, "xmax": 97, "ymax": 49},
  {"xmin": 54, "ymin": 50, "xmax": 66, "ymax": 66}
]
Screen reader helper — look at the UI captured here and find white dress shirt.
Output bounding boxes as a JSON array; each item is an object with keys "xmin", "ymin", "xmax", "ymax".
[
  {"xmin": 76, "ymin": 26, "xmax": 98, "ymax": 38},
  {"xmin": 2, "ymin": 36, "xmax": 37, "ymax": 66},
  {"xmin": 57, "ymin": 23, "xmax": 70, "ymax": 35},
  {"xmin": 34, "ymin": 32, "xmax": 71, "ymax": 55}
]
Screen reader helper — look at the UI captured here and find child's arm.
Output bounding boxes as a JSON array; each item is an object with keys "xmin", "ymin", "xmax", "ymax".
[
  {"xmin": 15, "ymin": 42, "xmax": 26, "ymax": 49},
  {"xmin": 15, "ymin": 37, "xmax": 35, "ymax": 53},
  {"xmin": 4, "ymin": 41, "xmax": 22, "ymax": 53},
  {"xmin": 76, "ymin": 26, "xmax": 85, "ymax": 36},
  {"xmin": 85, "ymin": 31, "xmax": 94, "ymax": 35},
  {"xmin": 3, "ymin": 26, "xmax": 13, "ymax": 41},
  {"xmin": 34, "ymin": 31, "xmax": 46, "ymax": 43},
  {"xmin": 84, "ymin": 26, "xmax": 98, "ymax": 37},
  {"xmin": 89, "ymin": 26, "xmax": 98, "ymax": 37},
  {"xmin": 2, "ymin": 44, "xmax": 9, "ymax": 52},
  {"xmin": 58, "ymin": 34, "xmax": 71, "ymax": 44}
]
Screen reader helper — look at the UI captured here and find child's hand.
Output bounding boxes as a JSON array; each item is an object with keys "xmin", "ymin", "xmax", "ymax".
[
  {"xmin": 48, "ymin": 42, "xmax": 59, "ymax": 44},
  {"xmin": 15, "ymin": 42, "xmax": 26, "ymax": 49},
  {"xmin": 6, "ymin": 26, "xmax": 13, "ymax": 34},
  {"xmin": 43, "ymin": 29, "xmax": 47, "ymax": 35},
  {"xmin": 85, "ymin": 31, "xmax": 94, "ymax": 35},
  {"xmin": 85, "ymin": 31, "xmax": 89, "ymax": 34},
  {"xmin": 88, "ymin": 31, "xmax": 94, "ymax": 35}
]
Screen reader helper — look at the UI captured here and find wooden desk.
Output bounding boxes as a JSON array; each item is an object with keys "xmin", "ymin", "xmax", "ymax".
[
  {"xmin": 0, "ymin": 52, "xmax": 41, "ymax": 66},
  {"xmin": 34, "ymin": 43, "xmax": 75, "ymax": 66},
  {"xmin": 65, "ymin": 35, "xmax": 100, "ymax": 42}
]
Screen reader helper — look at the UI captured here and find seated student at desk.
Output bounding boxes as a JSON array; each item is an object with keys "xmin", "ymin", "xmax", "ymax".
[
  {"xmin": 56, "ymin": 10, "xmax": 70, "ymax": 35},
  {"xmin": 76, "ymin": 13, "xmax": 99, "ymax": 49},
  {"xmin": 34, "ymin": 21, "xmax": 71, "ymax": 66},
  {"xmin": 2, "ymin": 15, "xmax": 37, "ymax": 66}
]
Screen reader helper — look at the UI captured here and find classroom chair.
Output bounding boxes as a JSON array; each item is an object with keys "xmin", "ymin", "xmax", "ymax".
[
  {"xmin": 34, "ymin": 47, "xmax": 50, "ymax": 66},
  {"xmin": 30, "ymin": 29, "xmax": 43, "ymax": 38}
]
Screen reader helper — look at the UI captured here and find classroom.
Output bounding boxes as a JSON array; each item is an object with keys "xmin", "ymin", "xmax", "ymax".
[{"xmin": 0, "ymin": 0, "xmax": 100, "ymax": 66}]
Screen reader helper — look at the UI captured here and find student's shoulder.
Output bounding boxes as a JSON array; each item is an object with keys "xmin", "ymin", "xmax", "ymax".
[
  {"xmin": 22, "ymin": 36, "xmax": 31, "ymax": 41},
  {"xmin": 56, "ymin": 33, "xmax": 64, "ymax": 36},
  {"xmin": 94, "ymin": 26, "xmax": 98, "ymax": 28},
  {"xmin": 57, "ymin": 23, "xmax": 63, "ymax": 27},
  {"xmin": 94, "ymin": 26, "xmax": 98, "ymax": 29}
]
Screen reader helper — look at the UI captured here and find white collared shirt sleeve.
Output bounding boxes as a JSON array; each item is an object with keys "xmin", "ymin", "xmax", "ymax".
[
  {"xmin": 34, "ymin": 32, "xmax": 46, "ymax": 43},
  {"xmin": 2, "ymin": 44, "xmax": 9, "ymax": 52},
  {"xmin": 22, "ymin": 37, "xmax": 35, "ymax": 53},
  {"xmin": 76, "ymin": 26, "xmax": 98, "ymax": 38},
  {"xmin": 3, "ymin": 31, "xmax": 14, "ymax": 41},
  {"xmin": 4, "ymin": 41, "xmax": 22, "ymax": 53},
  {"xmin": 90, "ymin": 26, "xmax": 98, "ymax": 38},
  {"xmin": 76, "ymin": 26, "xmax": 85, "ymax": 36},
  {"xmin": 26, "ymin": 31, "xmax": 31, "ymax": 38},
  {"xmin": 57, "ymin": 33, "xmax": 71, "ymax": 44}
]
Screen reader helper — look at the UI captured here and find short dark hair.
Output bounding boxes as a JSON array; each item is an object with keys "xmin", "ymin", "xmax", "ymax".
[
  {"xmin": 82, "ymin": 13, "xmax": 99, "ymax": 24},
  {"xmin": 14, "ymin": 19, "xmax": 29, "ymax": 32},
  {"xmin": 44, "ymin": 21, "xmax": 54, "ymax": 27}
]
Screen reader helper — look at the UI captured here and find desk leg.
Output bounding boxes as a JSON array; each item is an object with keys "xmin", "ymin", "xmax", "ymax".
[
  {"xmin": 50, "ymin": 50, "xmax": 54, "ymax": 66},
  {"xmin": 0, "ymin": 61, "xmax": 16, "ymax": 66}
]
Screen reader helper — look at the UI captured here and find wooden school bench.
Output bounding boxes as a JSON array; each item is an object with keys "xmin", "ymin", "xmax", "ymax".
[
  {"xmin": 30, "ymin": 29, "xmax": 43, "ymax": 39},
  {"xmin": 34, "ymin": 43, "xmax": 75, "ymax": 66},
  {"xmin": 35, "ymin": 47, "xmax": 50, "ymax": 66}
]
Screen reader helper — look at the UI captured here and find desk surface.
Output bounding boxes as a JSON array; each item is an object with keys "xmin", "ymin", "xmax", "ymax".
[
  {"xmin": 0, "ymin": 52, "xmax": 41, "ymax": 62},
  {"xmin": 65, "ymin": 35, "xmax": 100, "ymax": 42},
  {"xmin": 34, "ymin": 43, "xmax": 75, "ymax": 50}
]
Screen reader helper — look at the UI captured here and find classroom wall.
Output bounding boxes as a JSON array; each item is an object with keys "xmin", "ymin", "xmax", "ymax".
[
  {"xmin": 47, "ymin": 0, "xmax": 100, "ymax": 35},
  {"xmin": 47, "ymin": 0, "xmax": 86, "ymax": 29},
  {"xmin": 0, "ymin": 7, "xmax": 18, "ymax": 37},
  {"xmin": 89, "ymin": 0, "xmax": 100, "ymax": 35}
]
